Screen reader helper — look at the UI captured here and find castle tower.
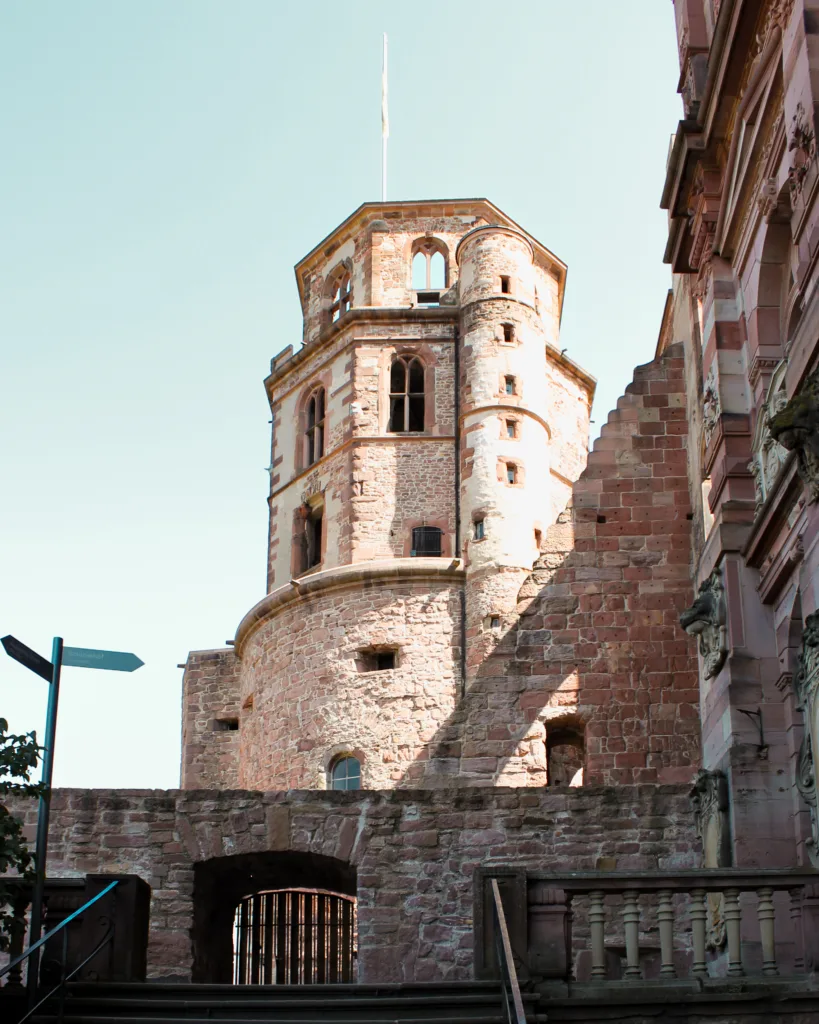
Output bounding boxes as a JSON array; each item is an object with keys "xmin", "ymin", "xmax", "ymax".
[{"xmin": 180, "ymin": 200, "xmax": 595, "ymax": 792}]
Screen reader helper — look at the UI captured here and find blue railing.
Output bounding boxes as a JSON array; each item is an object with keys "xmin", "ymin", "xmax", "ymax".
[{"xmin": 0, "ymin": 879, "xmax": 119, "ymax": 1024}]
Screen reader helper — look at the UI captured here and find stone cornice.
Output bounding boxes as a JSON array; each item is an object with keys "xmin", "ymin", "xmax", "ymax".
[
  {"xmin": 234, "ymin": 558, "xmax": 465, "ymax": 656},
  {"xmin": 265, "ymin": 307, "xmax": 459, "ymax": 395}
]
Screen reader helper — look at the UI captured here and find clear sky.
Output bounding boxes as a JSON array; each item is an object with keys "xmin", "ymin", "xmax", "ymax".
[{"xmin": 0, "ymin": 2, "xmax": 682, "ymax": 788}]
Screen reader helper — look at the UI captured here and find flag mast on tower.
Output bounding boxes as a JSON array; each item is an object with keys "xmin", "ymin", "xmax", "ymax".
[{"xmin": 381, "ymin": 32, "xmax": 388, "ymax": 202}]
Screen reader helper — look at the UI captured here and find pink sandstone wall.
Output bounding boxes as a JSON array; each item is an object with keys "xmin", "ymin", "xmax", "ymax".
[
  {"xmin": 236, "ymin": 568, "xmax": 462, "ymax": 789},
  {"xmin": 180, "ymin": 649, "xmax": 240, "ymax": 789},
  {"xmin": 420, "ymin": 343, "xmax": 701, "ymax": 788},
  {"xmin": 18, "ymin": 784, "xmax": 699, "ymax": 983}
]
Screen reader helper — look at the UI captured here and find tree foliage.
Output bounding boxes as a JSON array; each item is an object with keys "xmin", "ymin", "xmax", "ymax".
[{"xmin": 0, "ymin": 718, "xmax": 43, "ymax": 952}]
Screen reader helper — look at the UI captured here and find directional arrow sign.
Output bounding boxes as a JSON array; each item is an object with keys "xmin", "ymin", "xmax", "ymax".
[
  {"xmin": 62, "ymin": 647, "xmax": 144, "ymax": 672},
  {"xmin": 1, "ymin": 635, "xmax": 52, "ymax": 681}
]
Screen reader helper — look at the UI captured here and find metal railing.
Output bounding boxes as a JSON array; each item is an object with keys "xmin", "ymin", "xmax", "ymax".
[
  {"xmin": 528, "ymin": 868, "xmax": 817, "ymax": 981},
  {"xmin": 491, "ymin": 878, "xmax": 527, "ymax": 1024},
  {"xmin": 0, "ymin": 879, "xmax": 118, "ymax": 1024}
]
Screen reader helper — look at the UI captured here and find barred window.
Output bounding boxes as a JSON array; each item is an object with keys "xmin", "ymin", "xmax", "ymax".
[
  {"xmin": 388, "ymin": 356, "xmax": 425, "ymax": 432},
  {"xmin": 411, "ymin": 526, "xmax": 442, "ymax": 557}
]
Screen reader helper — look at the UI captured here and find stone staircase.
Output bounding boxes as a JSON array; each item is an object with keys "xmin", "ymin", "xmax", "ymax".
[{"xmin": 33, "ymin": 980, "xmax": 547, "ymax": 1024}]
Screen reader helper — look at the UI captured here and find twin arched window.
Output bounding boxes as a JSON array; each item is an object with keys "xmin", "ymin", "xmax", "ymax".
[
  {"xmin": 305, "ymin": 387, "xmax": 326, "ymax": 466},
  {"xmin": 411, "ymin": 243, "xmax": 447, "ymax": 291},
  {"xmin": 388, "ymin": 356, "xmax": 425, "ymax": 432},
  {"xmin": 329, "ymin": 270, "xmax": 352, "ymax": 323}
]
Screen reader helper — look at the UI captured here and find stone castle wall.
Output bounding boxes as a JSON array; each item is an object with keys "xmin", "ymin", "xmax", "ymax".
[
  {"xmin": 180, "ymin": 649, "xmax": 240, "ymax": 790},
  {"xmin": 18, "ymin": 784, "xmax": 699, "ymax": 983},
  {"xmin": 235, "ymin": 564, "xmax": 463, "ymax": 790}
]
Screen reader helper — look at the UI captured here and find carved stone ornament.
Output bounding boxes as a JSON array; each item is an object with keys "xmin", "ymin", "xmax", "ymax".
[
  {"xmin": 795, "ymin": 612, "xmax": 819, "ymax": 867},
  {"xmin": 757, "ymin": 176, "xmax": 780, "ymax": 221},
  {"xmin": 748, "ymin": 360, "xmax": 790, "ymax": 511},
  {"xmin": 680, "ymin": 568, "xmax": 728, "ymax": 679},
  {"xmin": 769, "ymin": 364, "xmax": 819, "ymax": 502},
  {"xmin": 702, "ymin": 368, "xmax": 721, "ymax": 450},
  {"xmin": 690, "ymin": 769, "xmax": 731, "ymax": 948},
  {"xmin": 788, "ymin": 101, "xmax": 816, "ymax": 201}
]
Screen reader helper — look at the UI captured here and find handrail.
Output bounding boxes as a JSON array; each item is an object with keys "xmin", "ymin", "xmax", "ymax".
[
  {"xmin": 0, "ymin": 879, "xmax": 119, "ymax": 981},
  {"xmin": 491, "ymin": 879, "xmax": 527, "ymax": 1024},
  {"xmin": 18, "ymin": 923, "xmax": 115, "ymax": 1024}
]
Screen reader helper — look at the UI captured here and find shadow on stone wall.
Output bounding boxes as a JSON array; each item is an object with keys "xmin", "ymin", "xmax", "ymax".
[{"xmin": 400, "ymin": 342, "xmax": 701, "ymax": 790}]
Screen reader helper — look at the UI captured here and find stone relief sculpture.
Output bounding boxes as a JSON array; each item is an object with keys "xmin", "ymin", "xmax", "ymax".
[
  {"xmin": 680, "ymin": 568, "xmax": 728, "ymax": 679},
  {"xmin": 748, "ymin": 361, "xmax": 790, "ymax": 510},
  {"xmin": 769, "ymin": 364, "xmax": 819, "ymax": 501},
  {"xmin": 788, "ymin": 101, "xmax": 816, "ymax": 201},
  {"xmin": 690, "ymin": 769, "xmax": 731, "ymax": 947},
  {"xmin": 702, "ymin": 368, "xmax": 721, "ymax": 450},
  {"xmin": 795, "ymin": 612, "xmax": 819, "ymax": 867}
]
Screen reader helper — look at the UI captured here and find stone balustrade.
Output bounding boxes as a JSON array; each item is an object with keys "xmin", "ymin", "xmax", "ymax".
[{"xmin": 526, "ymin": 869, "xmax": 818, "ymax": 982}]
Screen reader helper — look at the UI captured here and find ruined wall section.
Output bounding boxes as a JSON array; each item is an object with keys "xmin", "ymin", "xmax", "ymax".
[
  {"xmin": 425, "ymin": 343, "xmax": 700, "ymax": 788},
  {"xmin": 180, "ymin": 649, "xmax": 241, "ymax": 789}
]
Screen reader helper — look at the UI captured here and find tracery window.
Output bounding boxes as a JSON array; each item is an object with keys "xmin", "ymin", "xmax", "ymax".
[
  {"xmin": 330, "ymin": 756, "xmax": 361, "ymax": 791},
  {"xmin": 305, "ymin": 387, "xmax": 326, "ymax": 466},
  {"xmin": 328, "ymin": 269, "xmax": 352, "ymax": 323},
  {"xmin": 388, "ymin": 355, "xmax": 425, "ymax": 432}
]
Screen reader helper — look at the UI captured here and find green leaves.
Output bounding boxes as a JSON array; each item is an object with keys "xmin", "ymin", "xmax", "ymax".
[{"xmin": 0, "ymin": 718, "xmax": 44, "ymax": 952}]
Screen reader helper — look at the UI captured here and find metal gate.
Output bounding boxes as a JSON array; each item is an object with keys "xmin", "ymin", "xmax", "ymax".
[{"xmin": 233, "ymin": 888, "xmax": 357, "ymax": 985}]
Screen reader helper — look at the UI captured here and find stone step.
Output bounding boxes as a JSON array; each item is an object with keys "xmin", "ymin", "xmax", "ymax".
[{"xmin": 30, "ymin": 982, "xmax": 546, "ymax": 1024}]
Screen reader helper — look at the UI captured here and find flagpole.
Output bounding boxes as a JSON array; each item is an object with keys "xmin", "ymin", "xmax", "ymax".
[{"xmin": 381, "ymin": 33, "xmax": 388, "ymax": 202}]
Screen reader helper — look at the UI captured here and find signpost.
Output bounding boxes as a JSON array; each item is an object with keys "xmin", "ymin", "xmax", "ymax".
[{"xmin": 0, "ymin": 634, "xmax": 143, "ymax": 1001}]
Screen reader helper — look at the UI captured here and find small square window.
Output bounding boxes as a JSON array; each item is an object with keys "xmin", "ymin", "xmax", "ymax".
[
  {"xmin": 474, "ymin": 519, "xmax": 485, "ymax": 540},
  {"xmin": 358, "ymin": 648, "xmax": 399, "ymax": 672},
  {"xmin": 490, "ymin": 615, "xmax": 501, "ymax": 629},
  {"xmin": 502, "ymin": 323, "xmax": 514, "ymax": 343},
  {"xmin": 506, "ymin": 464, "xmax": 517, "ymax": 485},
  {"xmin": 213, "ymin": 717, "xmax": 239, "ymax": 732},
  {"xmin": 506, "ymin": 420, "xmax": 517, "ymax": 439},
  {"xmin": 504, "ymin": 376, "xmax": 516, "ymax": 396},
  {"xmin": 500, "ymin": 276, "xmax": 511, "ymax": 294}
]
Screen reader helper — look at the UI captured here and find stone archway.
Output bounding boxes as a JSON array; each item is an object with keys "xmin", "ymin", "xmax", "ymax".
[{"xmin": 191, "ymin": 851, "xmax": 356, "ymax": 983}]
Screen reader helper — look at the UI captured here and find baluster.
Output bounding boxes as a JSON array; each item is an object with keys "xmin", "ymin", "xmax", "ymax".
[
  {"xmin": 5, "ymin": 895, "xmax": 28, "ymax": 990},
  {"xmin": 790, "ymin": 887, "xmax": 805, "ymax": 972},
  {"xmin": 723, "ymin": 888, "xmax": 744, "ymax": 977},
  {"xmin": 622, "ymin": 892, "xmax": 641, "ymax": 978},
  {"xmin": 565, "ymin": 894, "xmax": 575, "ymax": 982},
  {"xmin": 657, "ymin": 890, "xmax": 676, "ymax": 978},
  {"xmin": 757, "ymin": 887, "xmax": 778, "ymax": 976},
  {"xmin": 690, "ymin": 888, "xmax": 708, "ymax": 978},
  {"xmin": 589, "ymin": 891, "xmax": 606, "ymax": 979}
]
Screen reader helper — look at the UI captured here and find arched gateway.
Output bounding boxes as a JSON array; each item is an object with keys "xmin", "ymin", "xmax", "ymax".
[{"xmin": 191, "ymin": 852, "xmax": 356, "ymax": 984}]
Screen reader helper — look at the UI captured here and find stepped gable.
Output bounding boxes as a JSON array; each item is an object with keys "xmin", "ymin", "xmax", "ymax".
[{"xmin": 441, "ymin": 342, "xmax": 700, "ymax": 787}]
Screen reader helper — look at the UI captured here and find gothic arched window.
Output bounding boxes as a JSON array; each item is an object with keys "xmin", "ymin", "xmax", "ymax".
[
  {"xmin": 388, "ymin": 355, "xmax": 425, "ymax": 432},
  {"xmin": 305, "ymin": 387, "xmax": 326, "ymax": 466}
]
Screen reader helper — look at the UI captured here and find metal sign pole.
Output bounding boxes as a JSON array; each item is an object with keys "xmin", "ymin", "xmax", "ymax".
[{"xmin": 26, "ymin": 636, "xmax": 63, "ymax": 1005}]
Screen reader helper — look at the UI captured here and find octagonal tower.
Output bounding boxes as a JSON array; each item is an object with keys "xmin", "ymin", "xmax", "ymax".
[{"xmin": 181, "ymin": 199, "xmax": 595, "ymax": 792}]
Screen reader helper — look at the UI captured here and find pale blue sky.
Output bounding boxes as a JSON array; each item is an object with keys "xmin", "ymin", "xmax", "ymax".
[{"xmin": 1, "ymin": 2, "xmax": 682, "ymax": 788}]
